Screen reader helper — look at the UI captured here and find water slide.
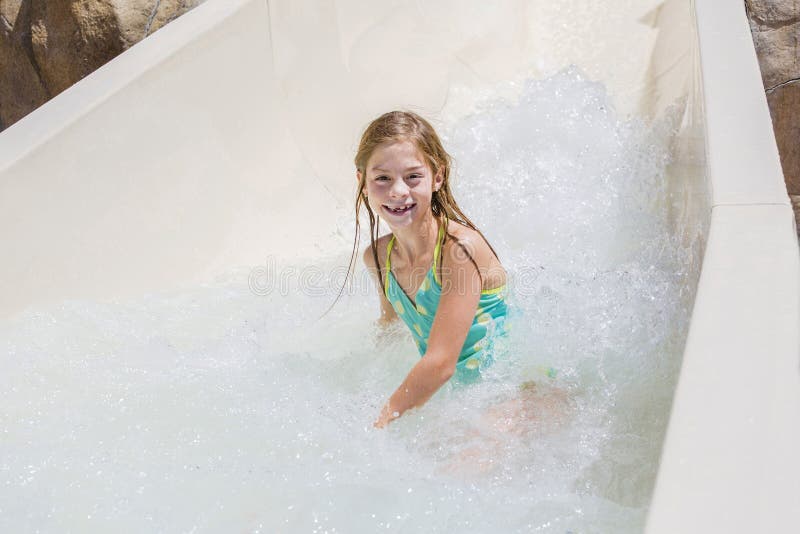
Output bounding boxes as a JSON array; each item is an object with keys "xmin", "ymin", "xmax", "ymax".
[{"xmin": 1, "ymin": 0, "xmax": 797, "ymax": 531}]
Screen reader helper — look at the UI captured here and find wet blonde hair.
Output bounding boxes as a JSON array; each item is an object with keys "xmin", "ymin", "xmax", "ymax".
[{"xmin": 342, "ymin": 110, "xmax": 499, "ymax": 299}]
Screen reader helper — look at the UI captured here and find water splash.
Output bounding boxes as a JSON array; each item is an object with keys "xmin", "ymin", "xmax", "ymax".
[{"xmin": 0, "ymin": 68, "xmax": 702, "ymax": 533}]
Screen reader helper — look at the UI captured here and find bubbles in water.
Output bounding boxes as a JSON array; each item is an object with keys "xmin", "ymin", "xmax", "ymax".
[{"xmin": 0, "ymin": 67, "xmax": 702, "ymax": 533}]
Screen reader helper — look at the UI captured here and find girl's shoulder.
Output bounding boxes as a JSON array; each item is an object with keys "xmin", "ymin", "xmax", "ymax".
[
  {"xmin": 442, "ymin": 221, "xmax": 494, "ymax": 265},
  {"xmin": 441, "ymin": 220, "xmax": 506, "ymax": 289},
  {"xmin": 361, "ymin": 233, "xmax": 394, "ymax": 271}
]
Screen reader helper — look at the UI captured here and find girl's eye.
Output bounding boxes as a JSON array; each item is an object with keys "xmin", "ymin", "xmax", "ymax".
[
  {"xmin": 408, "ymin": 174, "xmax": 422, "ymax": 180},
  {"xmin": 375, "ymin": 175, "xmax": 389, "ymax": 181}
]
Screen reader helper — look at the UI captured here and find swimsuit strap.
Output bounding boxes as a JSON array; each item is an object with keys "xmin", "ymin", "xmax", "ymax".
[
  {"xmin": 432, "ymin": 218, "xmax": 446, "ymax": 285},
  {"xmin": 384, "ymin": 217, "xmax": 446, "ymax": 296},
  {"xmin": 384, "ymin": 235, "xmax": 396, "ymax": 297}
]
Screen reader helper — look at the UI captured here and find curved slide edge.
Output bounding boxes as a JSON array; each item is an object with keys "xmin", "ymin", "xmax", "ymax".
[
  {"xmin": 0, "ymin": 0, "xmax": 251, "ymax": 175},
  {"xmin": 0, "ymin": 0, "xmax": 290, "ymax": 317},
  {"xmin": 0, "ymin": 0, "xmax": 672, "ymax": 320},
  {"xmin": 646, "ymin": 1, "xmax": 800, "ymax": 532}
]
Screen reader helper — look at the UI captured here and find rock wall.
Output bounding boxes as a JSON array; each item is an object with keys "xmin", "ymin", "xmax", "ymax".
[
  {"xmin": 0, "ymin": 0, "xmax": 205, "ymax": 131},
  {"xmin": 745, "ymin": 0, "xmax": 800, "ymax": 234}
]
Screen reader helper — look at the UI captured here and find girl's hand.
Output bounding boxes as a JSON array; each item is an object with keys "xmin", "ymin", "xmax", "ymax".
[{"xmin": 373, "ymin": 403, "xmax": 399, "ymax": 429}]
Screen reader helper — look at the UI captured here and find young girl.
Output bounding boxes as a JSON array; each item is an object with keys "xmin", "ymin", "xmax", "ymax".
[{"xmin": 352, "ymin": 111, "xmax": 510, "ymax": 429}]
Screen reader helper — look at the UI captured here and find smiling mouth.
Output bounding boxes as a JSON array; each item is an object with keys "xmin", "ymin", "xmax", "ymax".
[{"xmin": 383, "ymin": 203, "xmax": 416, "ymax": 215}]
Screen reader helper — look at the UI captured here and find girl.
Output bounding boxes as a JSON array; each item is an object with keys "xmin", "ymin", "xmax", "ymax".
[{"xmin": 351, "ymin": 110, "xmax": 510, "ymax": 429}]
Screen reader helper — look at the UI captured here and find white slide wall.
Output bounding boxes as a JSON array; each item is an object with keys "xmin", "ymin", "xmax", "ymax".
[{"xmin": 646, "ymin": 1, "xmax": 800, "ymax": 531}]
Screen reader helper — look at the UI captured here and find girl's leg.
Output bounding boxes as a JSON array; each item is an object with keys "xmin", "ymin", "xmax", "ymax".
[{"xmin": 438, "ymin": 381, "xmax": 573, "ymax": 476}]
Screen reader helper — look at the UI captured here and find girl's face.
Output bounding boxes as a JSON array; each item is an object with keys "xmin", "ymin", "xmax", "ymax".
[{"xmin": 360, "ymin": 140, "xmax": 443, "ymax": 229}]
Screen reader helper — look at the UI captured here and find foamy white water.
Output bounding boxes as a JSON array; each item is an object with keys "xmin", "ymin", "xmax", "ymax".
[{"xmin": 0, "ymin": 68, "xmax": 701, "ymax": 533}]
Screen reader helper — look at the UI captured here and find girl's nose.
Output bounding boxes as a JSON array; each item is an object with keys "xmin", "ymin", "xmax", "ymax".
[{"xmin": 389, "ymin": 178, "xmax": 409, "ymax": 198}]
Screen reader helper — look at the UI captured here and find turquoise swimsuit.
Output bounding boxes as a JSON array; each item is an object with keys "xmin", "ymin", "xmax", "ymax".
[{"xmin": 384, "ymin": 220, "xmax": 509, "ymax": 383}]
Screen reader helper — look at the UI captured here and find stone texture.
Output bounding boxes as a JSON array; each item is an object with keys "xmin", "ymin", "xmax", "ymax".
[
  {"xmin": 0, "ymin": 0, "xmax": 206, "ymax": 131},
  {"xmin": 30, "ymin": 1, "xmax": 126, "ymax": 96},
  {"xmin": 112, "ymin": 0, "xmax": 205, "ymax": 47},
  {"xmin": 745, "ymin": 0, "xmax": 799, "ymax": 90},
  {"xmin": 747, "ymin": 20, "xmax": 800, "ymax": 90},
  {"xmin": 0, "ymin": 0, "xmax": 48, "ymax": 129},
  {"xmin": 746, "ymin": 0, "xmax": 800, "ymax": 232},
  {"xmin": 745, "ymin": 0, "xmax": 799, "ymax": 26},
  {"xmin": 768, "ymin": 80, "xmax": 800, "ymax": 195},
  {"xmin": 141, "ymin": 0, "xmax": 206, "ymax": 39},
  {"xmin": 1, "ymin": 0, "xmax": 23, "ymax": 27}
]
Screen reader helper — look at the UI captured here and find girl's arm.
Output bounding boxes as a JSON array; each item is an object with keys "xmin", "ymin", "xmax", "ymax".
[{"xmin": 374, "ymin": 237, "xmax": 482, "ymax": 428}]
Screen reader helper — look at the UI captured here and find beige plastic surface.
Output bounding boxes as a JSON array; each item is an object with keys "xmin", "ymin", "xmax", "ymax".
[
  {"xmin": 0, "ymin": 0, "xmax": 673, "ymax": 318},
  {"xmin": 646, "ymin": 1, "xmax": 800, "ymax": 531},
  {"xmin": 0, "ymin": 0, "xmax": 796, "ymax": 530}
]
